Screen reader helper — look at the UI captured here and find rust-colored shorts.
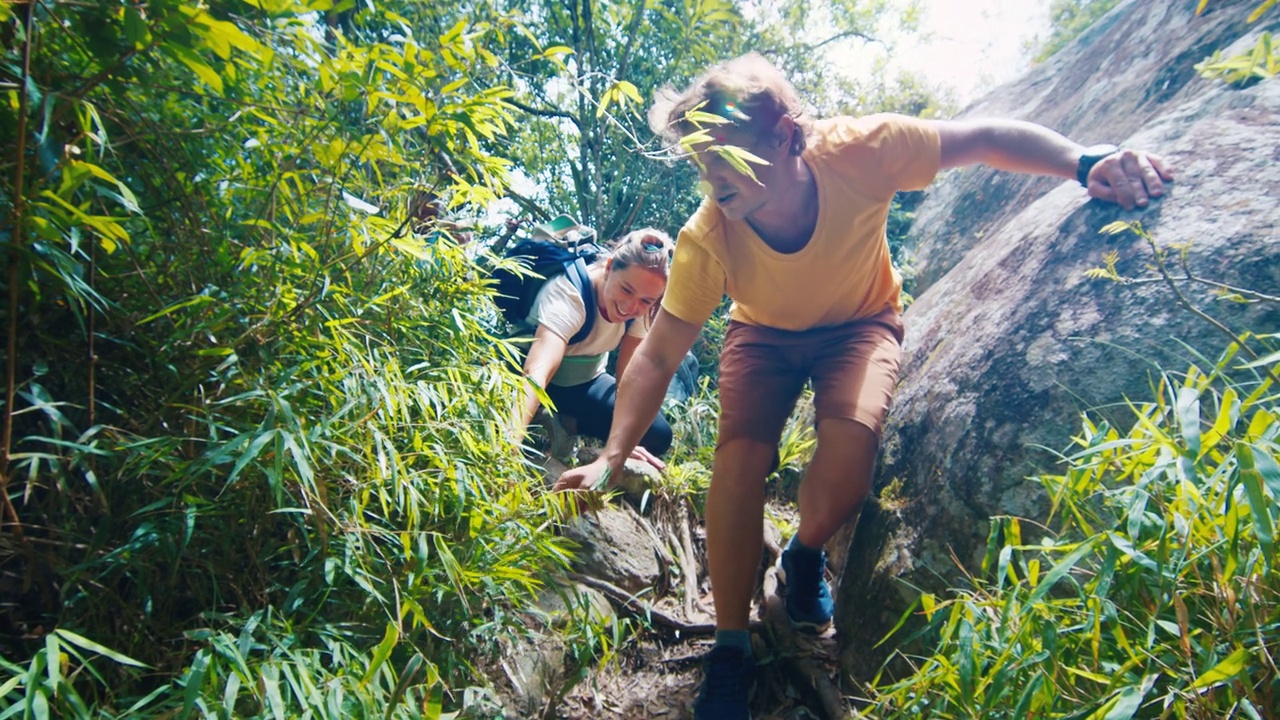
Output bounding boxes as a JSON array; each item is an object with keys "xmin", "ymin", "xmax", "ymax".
[{"xmin": 717, "ymin": 307, "xmax": 904, "ymax": 448}]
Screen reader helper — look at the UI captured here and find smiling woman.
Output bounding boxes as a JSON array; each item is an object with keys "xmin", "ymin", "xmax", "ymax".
[{"xmin": 514, "ymin": 228, "xmax": 677, "ymax": 458}]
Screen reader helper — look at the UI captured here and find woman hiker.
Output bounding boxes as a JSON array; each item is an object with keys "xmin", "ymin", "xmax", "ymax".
[{"xmin": 516, "ymin": 227, "xmax": 677, "ymax": 464}]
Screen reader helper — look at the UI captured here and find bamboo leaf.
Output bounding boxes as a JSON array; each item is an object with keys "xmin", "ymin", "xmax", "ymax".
[
  {"xmin": 170, "ymin": 46, "xmax": 224, "ymax": 95},
  {"xmin": 180, "ymin": 648, "xmax": 211, "ymax": 719},
  {"xmin": 422, "ymin": 682, "xmax": 444, "ymax": 720},
  {"xmin": 386, "ymin": 654, "xmax": 427, "ymax": 720},
  {"xmin": 1028, "ymin": 537, "xmax": 1097, "ymax": 604},
  {"xmin": 1240, "ymin": 347, "xmax": 1280, "ymax": 368},
  {"xmin": 617, "ymin": 80, "xmax": 643, "ymax": 104},
  {"xmin": 1106, "ymin": 532, "xmax": 1159, "ymax": 573},
  {"xmin": 1175, "ymin": 385, "xmax": 1201, "ymax": 458},
  {"xmin": 44, "ymin": 634, "xmax": 61, "ymax": 689},
  {"xmin": 361, "ymin": 622, "xmax": 399, "ymax": 688},
  {"xmin": 120, "ymin": 681, "xmax": 171, "ymax": 712},
  {"xmin": 1247, "ymin": 0, "xmax": 1277, "ymax": 23},
  {"xmin": 1248, "ymin": 441, "xmax": 1280, "ymax": 497},
  {"xmin": 342, "ymin": 191, "xmax": 382, "ymax": 215},
  {"xmin": 31, "ymin": 690, "xmax": 49, "ymax": 720},
  {"xmin": 538, "ymin": 45, "xmax": 574, "ymax": 59},
  {"xmin": 201, "ymin": 15, "xmax": 262, "ymax": 57},
  {"xmin": 1192, "ymin": 647, "xmax": 1251, "ymax": 690},
  {"xmin": 1236, "ymin": 443, "xmax": 1276, "ymax": 563},
  {"xmin": 54, "ymin": 629, "xmax": 148, "ymax": 668},
  {"xmin": 137, "ymin": 295, "xmax": 215, "ymax": 325},
  {"xmin": 876, "ymin": 594, "xmax": 924, "ymax": 650},
  {"xmin": 997, "ymin": 544, "xmax": 1014, "ymax": 588},
  {"xmin": 1100, "ymin": 220, "xmax": 1139, "ymax": 236},
  {"xmin": 1011, "ymin": 674, "xmax": 1044, "ymax": 719},
  {"xmin": 261, "ymin": 664, "xmax": 285, "ymax": 720},
  {"xmin": 1101, "ymin": 674, "xmax": 1157, "ymax": 720},
  {"xmin": 1202, "ymin": 387, "xmax": 1238, "ymax": 455}
]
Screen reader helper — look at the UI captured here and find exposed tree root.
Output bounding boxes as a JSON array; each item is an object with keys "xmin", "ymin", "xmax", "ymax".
[
  {"xmin": 569, "ymin": 571, "xmax": 764, "ymax": 636},
  {"xmin": 760, "ymin": 565, "xmax": 850, "ymax": 719}
]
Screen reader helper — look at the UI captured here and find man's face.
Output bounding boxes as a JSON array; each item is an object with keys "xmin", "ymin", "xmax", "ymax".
[{"xmin": 689, "ymin": 126, "xmax": 783, "ymax": 221}]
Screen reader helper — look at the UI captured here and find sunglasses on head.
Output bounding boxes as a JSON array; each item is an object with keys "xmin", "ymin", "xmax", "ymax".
[{"xmin": 640, "ymin": 237, "xmax": 674, "ymax": 259}]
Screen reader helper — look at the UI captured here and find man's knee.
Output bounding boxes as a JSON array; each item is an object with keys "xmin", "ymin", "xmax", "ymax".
[
  {"xmin": 712, "ymin": 438, "xmax": 777, "ymax": 487},
  {"xmin": 815, "ymin": 417, "xmax": 879, "ymax": 454},
  {"xmin": 806, "ymin": 418, "xmax": 879, "ymax": 495}
]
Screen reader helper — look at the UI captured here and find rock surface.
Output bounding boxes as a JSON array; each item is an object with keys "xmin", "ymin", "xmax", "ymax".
[
  {"xmin": 562, "ymin": 502, "xmax": 672, "ymax": 595},
  {"xmin": 837, "ymin": 0, "xmax": 1280, "ymax": 680}
]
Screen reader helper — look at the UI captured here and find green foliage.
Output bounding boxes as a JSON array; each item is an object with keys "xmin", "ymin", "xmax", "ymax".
[
  {"xmin": 829, "ymin": 60, "xmax": 957, "ymax": 121},
  {"xmin": 1193, "ymin": 0, "xmax": 1277, "ymax": 87},
  {"xmin": 1029, "ymin": 0, "xmax": 1121, "ymax": 64},
  {"xmin": 1197, "ymin": 32, "xmax": 1280, "ymax": 86},
  {"xmin": 1, "ymin": 1, "xmax": 595, "ymax": 715},
  {"xmin": 496, "ymin": 0, "xmax": 748, "ymax": 237},
  {"xmin": 869, "ymin": 344, "xmax": 1280, "ymax": 718},
  {"xmin": 495, "ymin": 0, "xmax": 929, "ymax": 241},
  {"xmin": 1193, "ymin": 1, "xmax": 1280, "ymax": 96}
]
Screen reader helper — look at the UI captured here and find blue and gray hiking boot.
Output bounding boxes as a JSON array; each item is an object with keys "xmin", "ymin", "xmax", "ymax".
[
  {"xmin": 778, "ymin": 536, "xmax": 834, "ymax": 632},
  {"xmin": 693, "ymin": 645, "xmax": 753, "ymax": 719}
]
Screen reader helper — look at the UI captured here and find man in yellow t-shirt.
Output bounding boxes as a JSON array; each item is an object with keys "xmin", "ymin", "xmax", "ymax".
[{"xmin": 556, "ymin": 53, "xmax": 1173, "ymax": 720}]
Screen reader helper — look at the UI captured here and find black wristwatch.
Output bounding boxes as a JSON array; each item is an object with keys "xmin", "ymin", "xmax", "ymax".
[{"xmin": 1077, "ymin": 144, "xmax": 1121, "ymax": 188}]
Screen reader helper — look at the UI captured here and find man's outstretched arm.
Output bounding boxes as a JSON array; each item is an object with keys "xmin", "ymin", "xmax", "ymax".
[
  {"xmin": 554, "ymin": 309, "xmax": 701, "ymax": 492},
  {"xmin": 930, "ymin": 118, "xmax": 1174, "ymax": 210}
]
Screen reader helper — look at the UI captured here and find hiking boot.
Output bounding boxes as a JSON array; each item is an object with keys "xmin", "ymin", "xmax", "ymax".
[
  {"xmin": 778, "ymin": 536, "xmax": 834, "ymax": 632},
  {"xmin": 693, "ymin": 645, "xmax": 753, "ymax": 719}
]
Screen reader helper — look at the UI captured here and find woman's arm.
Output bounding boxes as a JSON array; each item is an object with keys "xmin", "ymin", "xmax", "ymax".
[{"xmin": 515, "ymin": 325, "xmax": 568, "ymax": 442}]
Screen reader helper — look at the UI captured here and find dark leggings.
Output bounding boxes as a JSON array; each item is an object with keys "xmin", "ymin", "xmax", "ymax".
[{"xmin": 545, "ymin": 373, "xmax": 673, "ymax": 456}]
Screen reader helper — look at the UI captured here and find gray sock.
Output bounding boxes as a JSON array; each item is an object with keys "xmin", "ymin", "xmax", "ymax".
[{"xmin": 714, "ymin": 629, "xmax": 752, "ymax": 655}]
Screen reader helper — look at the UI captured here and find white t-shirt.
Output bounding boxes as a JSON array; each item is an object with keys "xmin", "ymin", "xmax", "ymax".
[{"xmin": 527, "ymin": 272, "xmax": 649, "ymax": 386}]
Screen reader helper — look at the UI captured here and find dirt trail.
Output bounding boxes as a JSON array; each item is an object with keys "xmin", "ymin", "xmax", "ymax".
[{"xmin": 553, "ymin": 499, "xmax": 854, "ymax": 720}]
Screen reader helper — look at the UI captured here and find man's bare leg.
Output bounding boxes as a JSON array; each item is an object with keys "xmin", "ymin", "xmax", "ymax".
[
  {"xmin": 705, "ymin": 438, "xmax": 776, "ymax": 630},
  {"xmin": 796, "ymin": 418, "xmax": 878, "ymax": 548}
]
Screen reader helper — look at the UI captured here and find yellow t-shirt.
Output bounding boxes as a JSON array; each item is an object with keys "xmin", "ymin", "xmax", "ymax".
[{"xmin": 662, "ymin": 114, "xmax": 941, "ymax": 331}]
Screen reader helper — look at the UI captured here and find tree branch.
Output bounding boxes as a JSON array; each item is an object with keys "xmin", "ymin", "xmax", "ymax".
[
  {"xmin": 505, "ymin": 97, "xmax": 578, "ymax": 122},
  {"xmin": 1145, "ymin": 236, "xmax": 1280, "ymax": 387},
  {"xmin": 614, "ymin": 0, "xmax": 648, "ymax": 82},
  {"xmin": 809, "ymin": 29, "xmax": 878, "ymax": 51},
  {"xmin": 2, "ymin": 0, "xmax": 36, "ymax": 545},
  {"xmin": 567, "ymin": 572, "xmax": 763, "ymax": 636}
]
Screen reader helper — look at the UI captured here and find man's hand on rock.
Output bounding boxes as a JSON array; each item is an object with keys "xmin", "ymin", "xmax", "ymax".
[
  {"xmin": 1087, "ymin": 149, "xmax": 1174, "ymax": 210},
  {"xmin": 553, "ymin": 456, "xmax": 617, "ymax": 493}
]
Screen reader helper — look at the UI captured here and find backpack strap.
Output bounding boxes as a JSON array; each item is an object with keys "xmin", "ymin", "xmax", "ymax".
[{"xmin": 565, "ymin": 257, "xmax": 596, "ymax": 346}]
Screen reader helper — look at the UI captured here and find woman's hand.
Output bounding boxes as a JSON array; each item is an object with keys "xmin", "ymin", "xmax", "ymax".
[{"xmin": 628, "ymin": 445, "xmax": 666, "ymax": 471}]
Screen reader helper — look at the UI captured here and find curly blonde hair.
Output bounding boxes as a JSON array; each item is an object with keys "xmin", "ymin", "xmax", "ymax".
[{"xmin": 648, "ymin": 53, "xmax": 811, "ymax": 156}]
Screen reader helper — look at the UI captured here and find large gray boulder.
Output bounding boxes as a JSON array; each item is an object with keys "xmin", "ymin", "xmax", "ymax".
[{"xmin": 837, "ymin": 0, "xmax": 1280, "ymax": 679}]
